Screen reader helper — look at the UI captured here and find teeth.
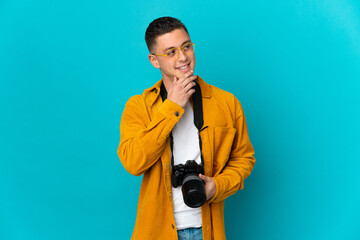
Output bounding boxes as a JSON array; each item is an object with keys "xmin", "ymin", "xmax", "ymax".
[{"xmin": 179, "ymin": 65, "xmax": 188, "ymax": 70}]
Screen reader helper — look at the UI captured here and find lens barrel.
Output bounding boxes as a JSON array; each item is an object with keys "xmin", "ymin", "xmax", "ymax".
[{"xmin": 181, "ymin": 174, "xmax": 206, "ymax": 208}]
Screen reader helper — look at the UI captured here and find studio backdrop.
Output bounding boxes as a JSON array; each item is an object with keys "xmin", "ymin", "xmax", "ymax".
[{"xmin": 1, "ymin": 0, "xmax": 359, "ymax": 239}]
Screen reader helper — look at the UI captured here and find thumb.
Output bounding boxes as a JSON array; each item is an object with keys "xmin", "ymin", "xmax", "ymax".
[{"xmin": 199, "ymin": 174, "xmax": 210, "ymax": 183}]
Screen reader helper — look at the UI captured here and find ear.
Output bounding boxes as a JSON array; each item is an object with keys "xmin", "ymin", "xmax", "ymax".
[{"xmin": 148, "ymin": 54, "xmax": 160, "ymax": 69}]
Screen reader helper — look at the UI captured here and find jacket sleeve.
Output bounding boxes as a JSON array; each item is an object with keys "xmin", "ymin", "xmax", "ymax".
[
  {"xmin": 117, "ymin": 96, "xmax": 184, "ymax": 176},
  {"xmin": 209, "ymin": 98, "xmax": 255, "ymax": 203}
]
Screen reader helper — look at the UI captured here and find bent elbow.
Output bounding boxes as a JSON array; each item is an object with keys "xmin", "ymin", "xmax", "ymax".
[
  {"xmin": 117, "ymin": 146, "xmax": 145, "ymax": 176},
  {"xmin": 123, "ymin": 159, "xmax": 145, "ymax": 176}
]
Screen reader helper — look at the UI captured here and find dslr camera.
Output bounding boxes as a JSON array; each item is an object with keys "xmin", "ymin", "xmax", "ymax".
[{"xmin": 171, "ymin": 160, "xmax": 206, "ymax": 208}]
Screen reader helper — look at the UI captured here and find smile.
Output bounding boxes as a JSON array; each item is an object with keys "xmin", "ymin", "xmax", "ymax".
[{"xmin": 177, "ymin": 64, "xmax": 190, "ymax": 71}]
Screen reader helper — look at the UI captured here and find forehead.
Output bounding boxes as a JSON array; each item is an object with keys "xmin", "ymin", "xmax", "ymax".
[{"xmin": 154, "ymin": 28, "xmax": 191, "ymax": 51}]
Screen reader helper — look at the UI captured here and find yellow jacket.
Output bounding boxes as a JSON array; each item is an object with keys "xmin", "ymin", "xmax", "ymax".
[{"xmin": 118, "ymin": 77, "xmax": 255, "ymax": 240}]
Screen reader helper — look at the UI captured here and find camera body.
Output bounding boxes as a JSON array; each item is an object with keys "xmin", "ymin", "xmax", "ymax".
[{"xmin": 171, "ymin": 160, "xmax": 206, "ymax": 208}]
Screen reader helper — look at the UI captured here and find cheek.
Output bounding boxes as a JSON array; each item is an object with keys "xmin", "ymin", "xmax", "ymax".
[
  {"xmin": 161, "ymin": 63, "xmax": 176, "ymax": 76},
  {"xmin": 166, "ymin": 62, "xmax": 175, "ymax": 71},
  {"xmin": 190, "ymin": 55, "xmax": 196, "ymax": 64}
]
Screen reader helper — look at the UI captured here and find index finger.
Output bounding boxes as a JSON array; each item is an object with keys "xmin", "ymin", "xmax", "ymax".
[{"xmin": 177, "ymin": 70, "xmax": 194, "ymax": 84}]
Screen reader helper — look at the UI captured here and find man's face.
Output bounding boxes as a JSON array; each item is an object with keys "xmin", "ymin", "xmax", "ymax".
[{"xmin": 149, "ymin": 28, "xmax": 196, "ymax": 82}]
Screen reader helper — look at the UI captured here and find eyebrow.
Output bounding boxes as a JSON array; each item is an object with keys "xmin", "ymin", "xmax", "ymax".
[{"xmin": 163, "ymin": 40, "xmax": 191, "ymax": 53}]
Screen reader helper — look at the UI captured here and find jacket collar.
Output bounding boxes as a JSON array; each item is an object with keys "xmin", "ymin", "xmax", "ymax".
[{"xmin": 143, "ymin": 76, "xmax": 211, "ymax": 107}]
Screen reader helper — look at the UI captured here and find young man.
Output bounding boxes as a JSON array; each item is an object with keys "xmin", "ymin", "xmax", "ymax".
[{"xmin": 118, "ymin": 17, "xmax": 255, "ymax": 240}]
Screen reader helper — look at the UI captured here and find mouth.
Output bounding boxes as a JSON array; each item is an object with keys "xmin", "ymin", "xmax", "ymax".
[{"xmin": 176, "ymin": 63, "xmax": 190, "ymax": 72}]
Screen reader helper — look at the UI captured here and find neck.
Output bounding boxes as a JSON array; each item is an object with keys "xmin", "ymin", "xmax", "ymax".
[{"xmin": 162, "ymin": 77, "xmax": 174, "ymax": 92}]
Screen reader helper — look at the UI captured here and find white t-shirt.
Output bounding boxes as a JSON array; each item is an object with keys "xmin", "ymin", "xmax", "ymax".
[{"xmin": 171, "ymin": 101, "xmax": 202, "ymax": 230}]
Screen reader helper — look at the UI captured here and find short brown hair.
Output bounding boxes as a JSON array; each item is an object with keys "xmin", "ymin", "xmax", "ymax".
[{"xmin": 145, "ymin": 17, "xmax": 189, "ymax": 53}]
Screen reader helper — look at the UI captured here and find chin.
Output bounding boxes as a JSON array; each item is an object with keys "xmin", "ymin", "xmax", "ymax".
[{"xmin": 176, "ymin": 68, "xmax": 194, "ymax": 78}]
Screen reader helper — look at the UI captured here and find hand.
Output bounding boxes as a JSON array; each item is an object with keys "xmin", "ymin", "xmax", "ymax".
[
  {"xmin": 199, "ymin": 174, "xmax": 216, "ymax": 200},
  {"xmin": 167, "ymin": 70, "xmax": 197, "ymax": 108}
]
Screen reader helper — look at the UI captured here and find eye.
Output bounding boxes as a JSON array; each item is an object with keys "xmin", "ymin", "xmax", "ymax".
[
  {"xmin": 166, "ymin": 49, "xmax": 176, "ymax": 57},
  {"xmin": 183, "ymin": 43, "xmax": 192, "ymax": 51}
]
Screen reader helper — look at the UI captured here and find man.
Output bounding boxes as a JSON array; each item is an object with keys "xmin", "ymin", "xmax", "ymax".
[{"xmin": 118, "ymin": 17, "xmax": 255, "ymax": 240}]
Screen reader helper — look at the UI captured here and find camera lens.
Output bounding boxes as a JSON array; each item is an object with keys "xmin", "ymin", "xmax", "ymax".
[{"xmin": 181, "ymin": 174, "xmax": 206, "ymax": 208}]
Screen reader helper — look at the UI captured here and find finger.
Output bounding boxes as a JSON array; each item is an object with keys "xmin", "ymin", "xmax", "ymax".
[
  {"xmin": 177, "ymin": 70, "xmax": 194, "ymax": 84},
  {"xmin": 185, "ymin": 89, "xmax": 195, "ymax": 98},
  {"xmin": 183, "ymin": 81, "xmax": 196, "ymax": 93},
  {"xmin": 182, "ymin": 76, "xmax": 198, "ymax": 88},
  {"xmin": 199, "ymin": 174, "xmax": 209, "ymax": 182},
  {"xmin": 172, "ymin": 76, "xmax": 183, "ymax": 91}
]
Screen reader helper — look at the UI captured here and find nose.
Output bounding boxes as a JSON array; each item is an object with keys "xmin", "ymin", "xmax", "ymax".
[{"xmin": 177, "ymin": 48, "xmax": 187, "ymax": 61}]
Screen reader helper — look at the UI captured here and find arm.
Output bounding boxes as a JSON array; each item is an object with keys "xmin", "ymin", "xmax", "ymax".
[
  {"xmin": 208, "ymin": 98, "xmax": 256, "ymax": 203},
  {"xmin": 118, "ymin": 73, "xmax": 197, "ymax": 176},
  {"xmin": 117, "ymin": 96, "xmax": 184, "ymax": 176}
]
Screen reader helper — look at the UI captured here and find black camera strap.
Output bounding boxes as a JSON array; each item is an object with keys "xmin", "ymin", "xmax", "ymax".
[{"xmin": 160, "ymin": 80, "xmax": 206, "ymax": 173}]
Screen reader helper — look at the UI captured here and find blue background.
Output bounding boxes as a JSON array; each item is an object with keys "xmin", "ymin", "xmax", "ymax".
[{"xmin": 1, "ymin": 0, "xmax": 359, "ymax": 239}]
